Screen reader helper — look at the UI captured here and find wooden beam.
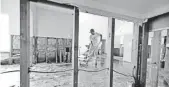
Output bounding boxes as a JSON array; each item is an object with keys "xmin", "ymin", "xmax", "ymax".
[
  {"xmin": 151, "ymin": 27, "xmax": 169, "ymax": 32},
  {"xmin": 109, "ymin": 18, "xmax": 115, "ymax": 87},
  {"xmin": 60, "ymin": 50, "xmax": 63, "ymax": 62},
  {"xmin": 30, "ymin": 37, "xmax": 33, "ymax": 66},
  {"xmin": 131, "ymin": 23, "xmax": 140, "ymax": 66},
  {"xmin": 11, "ymin": 35, "xmax": 14, "ymax": 57},
  {"xmin": 140, "ymin": 23, "xmax": 149, "ymax": 87},
  {"xmin": 163, "ymin": 29, "xmax": 169, "ymax": 86},
  {"xmin": 105, "ymin": 17, "xmax": 115, "ymax": 87},
  {"xmin": 46, "ymin": 37, "xmax": 48, "ymax": 63},
  {"xmin": 72, "ymin": 7, "xmax": 79, "ymax": 87},
  {"xmin": 149, "ymin": 31, "xmax": 161, "ymax": 87},
  {"xmin": 29, "ymin": 0, "xmax": 74, "ymax": 10},
  {"xmin": 165, "ymin": 30, "xmax": 169, "ymax": 70},
  {"xmin": 55, "ymin": 38, "xmax": 58, "ymax": 63},
  {"xmin": 34, "ymin": 36, "xmax": 38, "ymax": 63},
  {"xmin": 20, "ymin": 0, "xmax": 30, "ymax": 87}
]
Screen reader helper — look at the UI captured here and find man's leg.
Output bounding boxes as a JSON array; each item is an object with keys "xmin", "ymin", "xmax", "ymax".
[{"xmin": 94, "ymin": 49, "xmax": 99, "ymax": 68}]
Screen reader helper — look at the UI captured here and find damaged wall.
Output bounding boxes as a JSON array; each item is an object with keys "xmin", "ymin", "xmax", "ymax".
[{"xmin": 36, "ymin": 7, "xmax": 73, "ymax": 38}]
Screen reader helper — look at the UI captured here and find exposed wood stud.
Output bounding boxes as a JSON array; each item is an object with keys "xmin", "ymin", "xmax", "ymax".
[
  {"xmin": 11, "ymin": 35, "xmax": 13, "ymax": 57},
  {"xmin": 149, "ymin": 31, "xmax": 161, "ymax": 87},
  {"xmin": 165, "ymin": 30, "xmax": 169, "ymax": 70},
  {"xmin": 55, "ymin": 38, "xmax": 58, "ymax": 63},
  {"xmin": 20, "ymin": 0, "xmax": 30, "ymax": 87},
  {"xmin": 34, "ymin": 36, "xmax": 38, "ymax": 63},
  {"xmin": 63, "ymin": 39, "xmax": 66, "ymax": 62},
  {"xmin": 45, "ymin": 38, "xmax": 48, "ymax": 63},
  {"xmin": 131, "ymin": 23, "xmax": 140, "ymax": 66},
  {"xmin": 72, "ymin": 7, "xmax": 79, "ymax": 87},
  {"xmin": 59, "ymin": 50, "xmax": 62, "ymax": 63},
  {"xmin": 29, "ymin": 0, "xmax": 74, "ymax": 10},
  {"xmin": 140, "ymin": 23, "xmax": 149, "ymax": 87},
  {"xmin": 105, "ymin": 17, "xmax": 115, "ymax": 87},
  {"xmin": 109, "ymin": 18, "xmax": 115, "ymax": 87}
]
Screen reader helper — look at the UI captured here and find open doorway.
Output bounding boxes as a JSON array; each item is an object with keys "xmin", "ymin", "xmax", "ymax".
[
  {"xmin": 113, "ymin": 19, "xmax": 135, "ymax": 87},
  {"xmin": 114, "ymin": 19, "xmax": 134, "ymax": 62},
  {"xmin": 78, "ymin": 12, "xmax": 135, "ymax": 87},
  {"xmin": 78, "ymin": 12, "xmax": 108, "ymax": 87}
]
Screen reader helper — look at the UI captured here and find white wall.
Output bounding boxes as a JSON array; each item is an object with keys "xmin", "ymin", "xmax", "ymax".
[
  {"xmin": 0, "ymin": 0, "xmax": 1, "ymax": 13},
  {"xmin": 123, "ymin": 34, "xmax": 133, "ymax": 62},
  {"xmin": 36, "ymin": 7, "xmax": 73, "ymax": 38},
  {"xmin": 0, "ymin": 0, "xmax": 19, "ymax": 52},
  {"xmin": 115, "ymin": 19, "xmax": 134, "ymax": 62},
  {"xmin": 115, "ymin": 19, "xmax": 134, "ymax": 47},
  {"xmin": 0, "ymin": 14, "xmax": 10, "ymax": 52},
  {"xmin": 1, "ymin": 0, "xmax": 35, "ymax": 36},
  {"xmin": 1, "ymin": 0, "xmax": 20, "ymax": 35},
  {"xmin": 0, "ymin": 0, "xmax": 74, "ymax": 51}
]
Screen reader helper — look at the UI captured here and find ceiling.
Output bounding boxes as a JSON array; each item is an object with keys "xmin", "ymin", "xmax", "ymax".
[
  {"xmin": 95, "ymin": 0, "xmax": 169, "ymax": 14},
  {"xmin": 48, "ymin": 0, "xmax": 169, "ymax": 22}
]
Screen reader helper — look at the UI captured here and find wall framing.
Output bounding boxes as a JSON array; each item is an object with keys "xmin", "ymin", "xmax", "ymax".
[{"xmin": 20, "ymin": 0, "xmax": 145, "ymax": 87}]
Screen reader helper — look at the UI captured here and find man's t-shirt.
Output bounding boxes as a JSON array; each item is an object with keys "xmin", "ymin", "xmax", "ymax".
[{"xmin": 90, "ymin": 32, "xmax": 101, "ymax": 47}]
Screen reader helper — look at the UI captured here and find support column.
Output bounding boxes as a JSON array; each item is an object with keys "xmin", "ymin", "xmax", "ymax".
[
  {"xmin": 30, "ymin": 2, "xmax": 38, "ymax": 66},
  {"xmin": 105, "ymin": 17, "xmax": 115, "ymax": 87},
  {"xmin": 29, "ymin": 8, "xmax": 33, "ymax": 66},
  {"xmin": 20, "ymin": 0, "xmax": 30, "ymax": 87},
  {"xmin": 165, "ymin": 30, "xmax": 169, "ymax": 70},
  {"xmin": 150, "ymin": 31, "xmax": 161, "ymax": 87},
  {"xmin": 163, "ymin": 30, "xmax": 169, "ymax": 85},
  {"xmin": 140, "ymin": 23, "xmax": 149, "ymax": 87},
  {"xmin": 11, "ymin": 35, "xmax": 14, "ymax": 57},
  {"xmin": 131, "ymin": 23, "xmax": 140, "ymax": 66},
  {"xmin": 72, "ymin": 7, "xmax": 79, "ymax": 87}
]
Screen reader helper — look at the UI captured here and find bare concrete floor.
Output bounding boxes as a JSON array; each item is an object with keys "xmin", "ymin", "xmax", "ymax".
[
  {"xmin": 0, "ymin": 57, "xmax": 165, "ymax": 87},
  {"xmin": 146, "ymin": 64, "xmax": 166, "ymax": 87}
]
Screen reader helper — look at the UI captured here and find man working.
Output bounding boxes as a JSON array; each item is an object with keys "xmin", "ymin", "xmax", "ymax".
[{"xmin": 88, "ymin": 29, "xmax": 102, "ymax": 68}]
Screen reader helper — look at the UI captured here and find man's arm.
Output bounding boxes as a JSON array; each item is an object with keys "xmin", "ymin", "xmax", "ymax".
[
  {"xmin": 100, "ymin": 34, "xmax": 102, "ymax": 41},
  {"xmin": 97, "ymin": 33, "xmax": 102, "ymax": 41},
  {"xmin": 89, "ymin": 35, "xmax": 93, "ymax": 46}
]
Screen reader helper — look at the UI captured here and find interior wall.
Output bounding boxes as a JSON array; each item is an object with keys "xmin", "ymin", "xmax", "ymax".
[
  {"xmin": 123, "ymin": 34, "xmax": 133, "ymax": 62},
  {"xmin": 0, "ymin": 0, "xmax": 1, "ymax": 13},
  {"xmin": 0, "ymin": 13, "xmax": 10, "ymax": 52},
  {"xmin": 115, "ymin": 19, "xmax": 134, "ymax": 62},
  {"xmin": 0, "ymin": 0, "xmax": 73, "ymax": 52},
  {"xmin": 1, "ymin": 0, "xmax": 74, "ymax": 37},
  {"xmin": 0, "ymin": 0, "xmax": 20, "ymax": 52},
  {"xmin": 1, "ymin": 0, "xmax": 20, "ymax": 35},
  {"xmin": 36, "ymin": 7, "xmax": 73, "ymax": 38}
]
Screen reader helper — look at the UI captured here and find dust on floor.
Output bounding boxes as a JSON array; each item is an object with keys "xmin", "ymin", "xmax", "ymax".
[
  {"xmin": 0, "ymin": 59, "xmax": 135, "ymax": 87},
  {"xmin": 2, "ymin": 58, "xmax": 166, "ymax": 87}
]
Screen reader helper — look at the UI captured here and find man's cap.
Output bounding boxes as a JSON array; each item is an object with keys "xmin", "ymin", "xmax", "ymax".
[{"xmin": 90, "ymin": 29, "xmax": 94, "ymax": 33}]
